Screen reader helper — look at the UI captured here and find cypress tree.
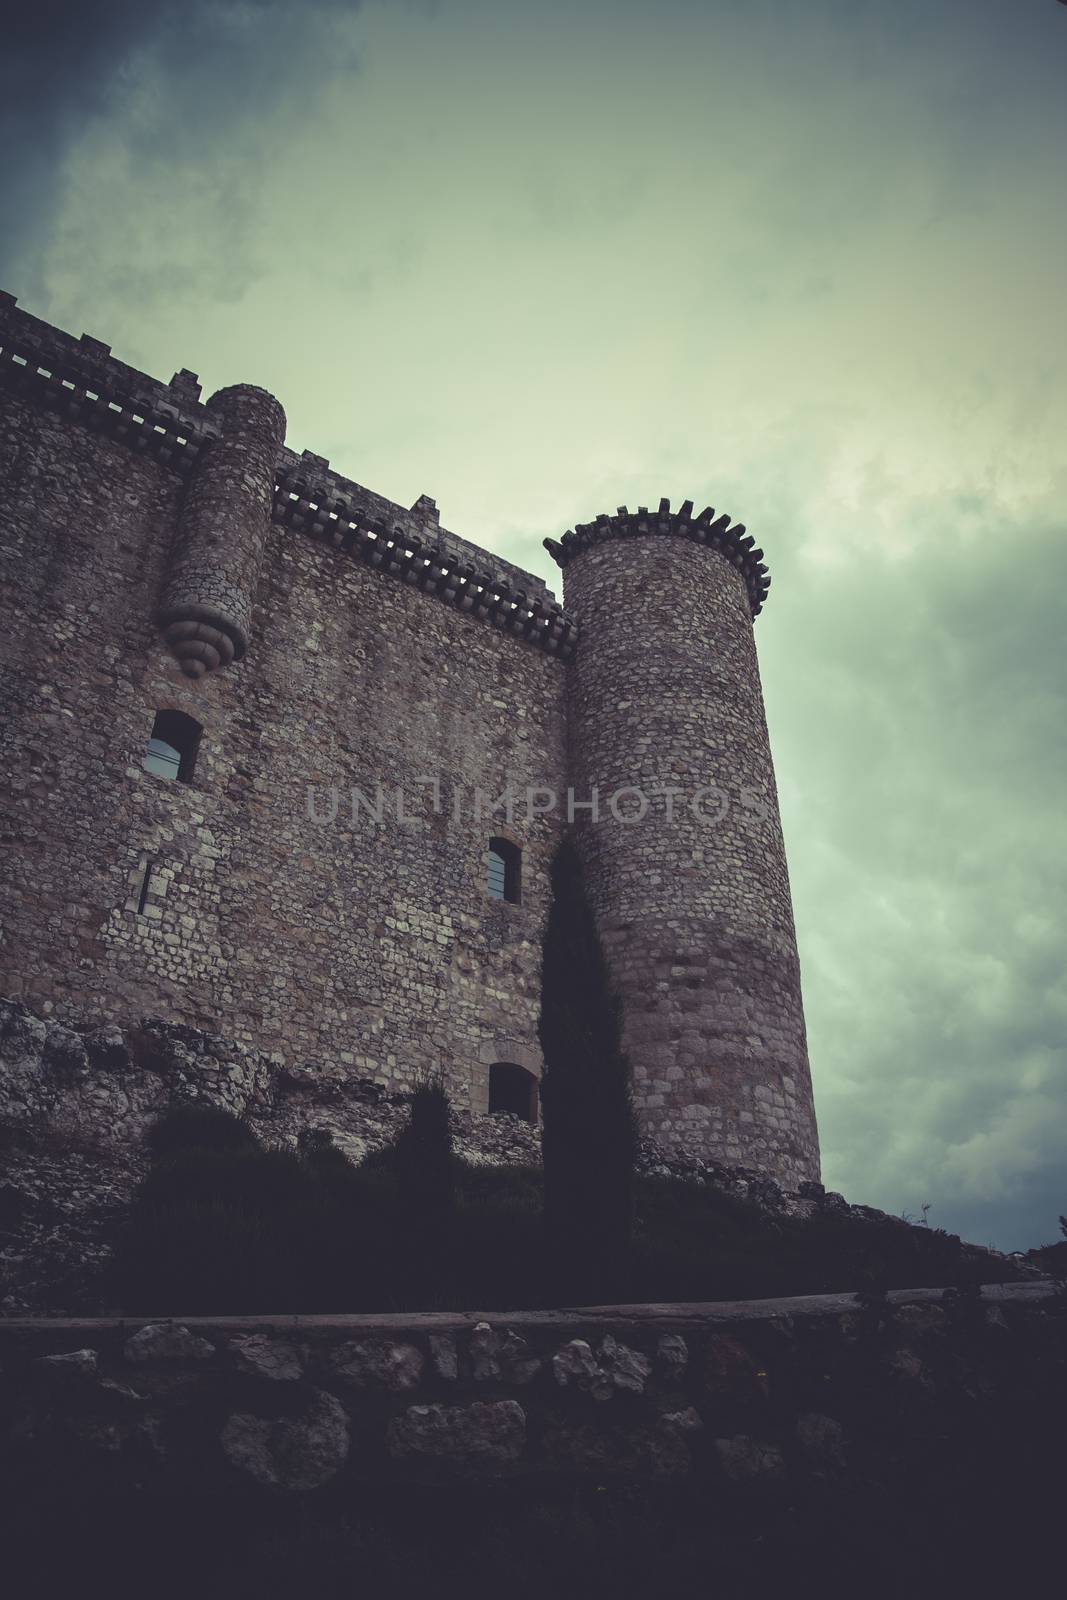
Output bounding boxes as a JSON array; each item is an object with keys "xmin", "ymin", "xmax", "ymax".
[
  {"xmin": 539, "ymin": 834, "xmax": 636, "ymax": 1301},
  {"xmin": 394, "ymin": 1074, "xmax": 455, "ymax": 1301}
]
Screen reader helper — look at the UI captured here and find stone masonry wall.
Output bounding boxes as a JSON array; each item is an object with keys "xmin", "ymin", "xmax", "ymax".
[
  {"xmin": 0, "ymin": 295, "xmax": 820, "ymax": 1187},
  {"xmin": 159, "ymin": 383, "xmax": 287, "ymax": 672},
  {"xmin": 0, "ymin": 312, "xmax": 567, "ymax": 1118},
  {"xmin": 560, "ymin": 523, "xmax": 819, "ymax": 1185},
  {"xmin": 0, "ymin": 1285, "xmax": 1058, "ymax": 1494}
]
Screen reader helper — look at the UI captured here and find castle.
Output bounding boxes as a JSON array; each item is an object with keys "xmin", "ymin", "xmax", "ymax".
[{"xmin": 0, "ymin": 293, "xmax": 820, "ymax": 1188}]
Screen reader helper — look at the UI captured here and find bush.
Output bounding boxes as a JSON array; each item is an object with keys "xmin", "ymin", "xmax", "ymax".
[
  {"xmin": 145, "ymin": 1103, "xmax": 257, "ymax": 1160},
  {"xmin": 116, "ymin": 1115, "xmax": 375, "ymax": 1314},
  {"xmin": 395, "ymin": 1078, "xmax": 455, "ymax": 1227},
  {"xmin": 114, "ymin": 1106, "xmax": 1023, "ymax": 1316},
  {"xmin": 391, "ymin": 1077, "xmax": 458, "ymax": 1302}
]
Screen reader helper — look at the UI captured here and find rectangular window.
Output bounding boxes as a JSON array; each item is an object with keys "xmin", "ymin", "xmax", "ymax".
[{"xmin": 487, "ymin": 837, "xmax": 521, "ymax": 903}]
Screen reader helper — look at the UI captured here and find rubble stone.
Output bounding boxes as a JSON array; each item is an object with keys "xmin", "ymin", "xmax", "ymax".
[
  {"xmin": 124, "ymin": 1323, "xmax": 215, "ymax": 1364},
  {"xmin": 387, "ymin": 1400, "xmax": 526, "ymax": 1463},
  {"xmin": 229, "ymin": 1334, "xmax": 305, "ymax": 1382},
  {"xmin": 330, "ymin": 1339, "xmax": 424, "ymax": 1391},
  {"xmin": 221, "ymin": 1389, "xmax": 349, "ymax": 1489},
  {"xmin": 36, "ymin": 1348, "xmax": 98, "ymax": 1378}
]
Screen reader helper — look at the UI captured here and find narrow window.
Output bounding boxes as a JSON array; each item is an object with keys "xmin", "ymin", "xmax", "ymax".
[
  {"xmin": 144, "ymin": 709, "xmax": 201, "ymax": 783},
  {"xmin": 488, "ymin": 1062, "xmax": 538, "ymax": 1123},
  {"xmin": 136, "ymin": 854, "xmax": 157, "ymax": 916},
  {"xmin": 487, "ymin": 837, "xmax": 521, "ymax": 903}
]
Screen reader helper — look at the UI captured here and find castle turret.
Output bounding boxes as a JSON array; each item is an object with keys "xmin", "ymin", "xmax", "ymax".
[
  {"xmin": 159, "ymin": 384, "xmax": 286, "ymax": 675},
  {"xmin": 547, "ymin": 500, "xmax": 819, "ymax": 1187}
]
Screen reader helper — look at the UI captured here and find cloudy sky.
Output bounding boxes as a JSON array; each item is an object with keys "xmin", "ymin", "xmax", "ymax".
[{"xmin": 5, "ymin": 0, "xmax": 1065, "ymax": 1248}]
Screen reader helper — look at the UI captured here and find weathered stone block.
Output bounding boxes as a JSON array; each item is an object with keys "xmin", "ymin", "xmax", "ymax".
[
  {"xmin": 221, "ymin": 1389, "xmax": 349, "ymax": 1489},
  {"xmin": 124, "ymin": 1323, "xmax": 215, "ymax": 1364},
  {"xmin": 428, "ymin": 1333, "xmax": 459, "ymax": 1381},
  {"xmin": 657, "ymin": 1332, "xmax": 689, "ymax": 1380},
  {"xmin": 330, "ymin": 1339, "xmax": 424, "ymax": 1391},
  {"xmin": 598, "ymin": 1334, "xmax": 652, "ymax": 1395},
  {"xmin": 229, "ymin": 1334, "xmax": 305, "ymax": 1382},
  {"xmin": 35, "ymin": 1348, "xmax": 99, "ymax": 1378},
  {"xmin": 386, "ymin": 1400, "xmax": 526, "ymax": 1463}
]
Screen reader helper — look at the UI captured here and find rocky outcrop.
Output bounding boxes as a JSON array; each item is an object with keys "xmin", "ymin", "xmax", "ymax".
[
  {"xmin": 0, "ymin": 996, "xmax": 541, "ymax": 1164},
  {"xmin": 0, "ymin": 997, "xmax": 539, "ymax": 1314}
]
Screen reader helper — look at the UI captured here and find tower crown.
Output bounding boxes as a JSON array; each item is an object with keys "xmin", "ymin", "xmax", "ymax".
[{"xmin": 543, "ymin": 497, "xmax": 770, "ymax": 616}]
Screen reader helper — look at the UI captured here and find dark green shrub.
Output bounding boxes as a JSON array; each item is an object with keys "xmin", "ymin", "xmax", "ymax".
[
  {"xmin": 450, "ymin": 1166, "xmax": 546, "ymax": 1310},
  {"xmin": 391, "ymin": 1077, "xmax": 457, "ymax": 1300},
  {"xmin": 145, "ymin": 1103, "xmax": 257, "ymax": 1159},
  {"xmin": 116, "ymin": 1113, "xmax": 372, "ymax": 1313},
  {"xmin": 116, "ymin": 1142, "xmax": 325, "ymax": 1313},
  {"xmin": 395, "ymin": 1078, "xmax": 455, "ymax": 1224},
  {"xmin": 114, "ymin": 1091, "xmax": 1024, "ymax": 1316}
]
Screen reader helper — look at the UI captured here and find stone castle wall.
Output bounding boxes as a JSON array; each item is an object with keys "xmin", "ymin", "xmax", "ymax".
[
  {"xmin": 0, "ymin": 293, "xmax": 819, "ymax": 1182},
  {"xmin": 0, "ymin": 298, "xmax": 567, "ymax": 1116}
]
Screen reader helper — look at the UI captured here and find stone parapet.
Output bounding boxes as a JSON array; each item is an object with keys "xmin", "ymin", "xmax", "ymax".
[{"xmin": 273, "ymin": 456, "xmax": 576, "ymax": 658}]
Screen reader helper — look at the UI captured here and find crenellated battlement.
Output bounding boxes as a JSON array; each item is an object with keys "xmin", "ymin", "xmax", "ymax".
[
  {"xmin": 0, "ymin": 292, "xmax": 572, "ymax": 658},
  {"xmin": 273, "ymin": 455, "xmax": 576, "ymax": 658},
  {"xmin": 0, "ymin": 290, "xmax": 212, "ymax": 469},
  {"xmin": 544, "ymin": 498, "xmax": 771, "ymax": 617}
]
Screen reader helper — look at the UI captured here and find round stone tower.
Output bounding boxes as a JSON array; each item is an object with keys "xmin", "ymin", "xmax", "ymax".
[
  {"xmin": 545, "ymin": 499, "xmax": 819, "ymax": 1188},
  {"xmin": 159, "ymin": 384, "xmax": 286, "ymax": 676}
]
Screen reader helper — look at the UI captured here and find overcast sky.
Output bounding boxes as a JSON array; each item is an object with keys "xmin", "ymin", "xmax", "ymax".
[{"xmin": 5, "ymin": 0, "xmax": 1065, "ymax": 1248}]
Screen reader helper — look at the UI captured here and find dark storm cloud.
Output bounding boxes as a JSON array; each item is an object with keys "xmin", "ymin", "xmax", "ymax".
[
  {"xmin": 0, "ymin": 0, "xmax": 366, "ymax": 294},
  {"xmin": 2, "ymin": 5, "xmax": 133, "ymax": 274},
  {"xmin": 759, "ymin": 479, "xmax": 1067, "ymax": 1251}
]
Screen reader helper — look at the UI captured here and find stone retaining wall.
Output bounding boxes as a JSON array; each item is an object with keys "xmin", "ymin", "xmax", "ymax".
[{"xmin": 0, "ymin": 1284, "xmax": 1058, "ymax": 1495}]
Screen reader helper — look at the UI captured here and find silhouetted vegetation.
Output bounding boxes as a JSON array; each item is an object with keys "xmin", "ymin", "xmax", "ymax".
[
  {"xmin": 394, "ymin": 1076, "xmax": 456, "ymax": 1299},
  {"xmin": 113, "ymin": 1102, "xmax": 1019, "ymax": 1315},
  {"xmin": 144, "ymin": 1102, "xmax": 258, "ymax": 1159},
  {"xmin": 395, "ymin": 1077, "xmax": 455, "ymax": 1223},
  {"xmin": 539, "ymin": 835, "xmax": 637, "ymax": 1301},
  {"xmin": 1026, "ymin": 1212, "xmax": 1067, "ymax": 1279},
  {"xmin": 115, "ymin": 1117, "xmax": 341, "ymax": 1313}
]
